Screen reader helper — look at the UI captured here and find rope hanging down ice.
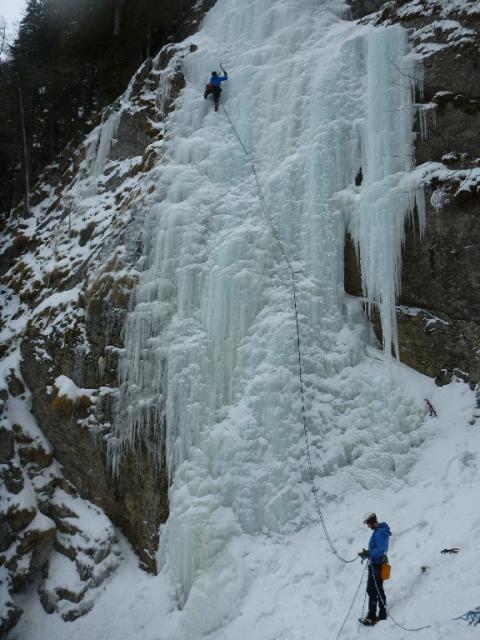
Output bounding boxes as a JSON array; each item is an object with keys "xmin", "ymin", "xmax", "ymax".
[
  {"xmin": 221, "ymin": 103, "xmax": 357, "ymax": 564},
  {"xmin": 335, "ymin": 563, "xmax": 368, "ymax": 640}
]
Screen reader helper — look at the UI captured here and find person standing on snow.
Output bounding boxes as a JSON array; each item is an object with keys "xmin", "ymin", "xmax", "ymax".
[
  {"xmin": 358, "ymin": 513, "xmax": 391, "ymax": 626},
  {"xmin": 204, "ymin": 65, "xmax": 228, "ymax": 111}
]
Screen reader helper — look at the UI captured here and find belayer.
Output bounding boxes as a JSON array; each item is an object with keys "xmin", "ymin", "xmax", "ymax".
[
  {"xmin": 204, "ymin": 65, "xmax": 228, "ymax": 111},
  {"xmin": 358, "ymin": 513, "xmax": 392, "ymax": 626}
]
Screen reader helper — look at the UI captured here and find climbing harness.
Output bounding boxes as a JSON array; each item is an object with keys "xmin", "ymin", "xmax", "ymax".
[{"xmin": 222, "ymin": 104, "xmax": 357, "ymax": 564}]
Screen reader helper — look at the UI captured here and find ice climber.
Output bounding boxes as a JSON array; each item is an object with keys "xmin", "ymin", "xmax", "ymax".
[
  {"xmin": 358, "ymin": 513, "xmax": 391, "ymax": 626},
  {"xmin": 204, "ymin": 66, "xmax": 228, "ymax": 111}
]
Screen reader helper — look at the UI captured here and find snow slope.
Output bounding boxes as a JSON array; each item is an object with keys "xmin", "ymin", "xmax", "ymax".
[
  {"xmin": 10, "ymin": 0, "xmax": 480, "ymax": 638},
  {"xmin": 13, "ymin": 367, "xmax": 480, "ymax": 640}
]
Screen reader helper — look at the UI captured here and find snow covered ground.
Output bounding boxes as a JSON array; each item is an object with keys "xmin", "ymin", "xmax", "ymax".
[
  {"xmin": 8, "ymin": 0, "xmax": 480, "ymax": 638},
  {"xmin": 13, "ymin": 362, "xmax": 480, "ymax": 639}
]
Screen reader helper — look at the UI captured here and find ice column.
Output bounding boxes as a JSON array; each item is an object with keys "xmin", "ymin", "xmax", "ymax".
[{"xmin": 347, "ymin": 26, "xmax": 425, "ymax": 358}]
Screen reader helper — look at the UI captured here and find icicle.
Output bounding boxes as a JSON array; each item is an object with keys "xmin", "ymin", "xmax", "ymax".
[
  {"xmin": 90, "ymin": 106, "xmax": 122, "ymax": 182},
  {"xmin": 85, "ymin": 70, "xmax": 139, "ymax": 189},
  {"xmin": 347, "ymin": 26, "xmax": 425, "ymax": 360}
]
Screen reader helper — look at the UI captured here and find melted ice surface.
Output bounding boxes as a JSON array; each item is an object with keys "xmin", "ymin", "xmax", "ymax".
[{"xmin": 112, "ymin": 0, "xmax": 425, "ymax": 601}]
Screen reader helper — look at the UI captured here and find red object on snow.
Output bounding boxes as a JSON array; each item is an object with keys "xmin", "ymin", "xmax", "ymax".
[{"xmin": 425, "ymin": 398, "xmax": 437, "ymax": 418}]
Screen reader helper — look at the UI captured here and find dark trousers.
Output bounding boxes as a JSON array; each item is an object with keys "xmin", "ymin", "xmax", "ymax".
[
  {"xmin": 367, "ymin": 563, "xmax": 387, "ymax": 620},
  {"xmin": 204, "ymin": 85, "xmax": 222, "ymax": 110}
]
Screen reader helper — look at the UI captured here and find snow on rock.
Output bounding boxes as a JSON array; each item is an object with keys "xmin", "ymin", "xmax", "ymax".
[
  {"xmin": 53, "ymin": 376, "xmax": 94, "ymax": 402},
  {"xmin": 38, "ymin": 488, "xmax": 121, "ymax": 621},
  {"xmin": 0, "ymin": 359, "xmax": 121, "ymax": 627}
]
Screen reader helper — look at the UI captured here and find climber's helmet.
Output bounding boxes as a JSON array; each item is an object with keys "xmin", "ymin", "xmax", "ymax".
[{"xmin": 363, "ymin": 513, "xmax": 377, "ymax": 526}]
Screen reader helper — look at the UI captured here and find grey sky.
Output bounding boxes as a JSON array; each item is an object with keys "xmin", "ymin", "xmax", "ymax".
[{"xmin": 1, "ymin": 0, "xmax": 27, "ymax": 38}]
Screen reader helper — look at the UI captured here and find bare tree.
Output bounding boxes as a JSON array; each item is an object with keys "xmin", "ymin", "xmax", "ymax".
[
  {"xmin": 114, "ymin": 0, "xmax": 123, "ymax": 36},
  {"xmin": 145, "ymin": 1, "xmax": 152, "ymax": 59},
  {"xmin": 0, "ymin": 15, "xmax": 6, "ymax": 59},
  {"xmin": 18, "ymin": 87, "xmax": 30, "ymax": 215}
]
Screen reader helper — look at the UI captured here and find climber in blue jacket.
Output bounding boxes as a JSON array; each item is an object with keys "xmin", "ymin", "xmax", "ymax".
[
  {"xmin": 204, "ymin": 66, "xmax": 228, "ymax": 112},
  {"xmin": 358, "ymin": 513, "xmax": 391, "ymax": 626}
]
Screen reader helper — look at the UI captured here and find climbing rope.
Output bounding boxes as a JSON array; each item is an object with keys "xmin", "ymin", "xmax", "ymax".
[
  {"xmin": 222, "ymin": 104, "xmax": 357, "ymax": 564},
  {"xmin": 358, "ymin": 586, "xmax": 368, "ymax": 635},
  {"xmin": 221, "ymin": 101, "xmax": 460, "ymax": 638},
  {"xmin": 335, "ymin": 562, "xmax": 368, "ymax": 640},
  {"xmin": 369, "ymin": 561, "xmax": 432, "ymax": 632}
]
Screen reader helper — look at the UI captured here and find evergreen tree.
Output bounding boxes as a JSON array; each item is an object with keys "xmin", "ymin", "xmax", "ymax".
[{"xmin": 0, "ymin": 0, "xmax": 203, "ymax": 215}]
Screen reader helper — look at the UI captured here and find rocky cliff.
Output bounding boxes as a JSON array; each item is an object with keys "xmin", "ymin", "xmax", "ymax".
[
  {"xmin": 0, "ymin": 2, "xmax": 214, "ymax": 634},
  {"xmin": 1, "ymin": 0, "xmax": 479, "ymax": 635},
  {"xmin": 346, "ymin": 0, "xmax": 480, "ymax": 387}
]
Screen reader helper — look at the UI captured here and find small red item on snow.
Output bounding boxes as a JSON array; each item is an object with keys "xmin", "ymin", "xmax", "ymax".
[{"xmin": 425, "ymin": 399, "xmax": 438, "ymax": 418}]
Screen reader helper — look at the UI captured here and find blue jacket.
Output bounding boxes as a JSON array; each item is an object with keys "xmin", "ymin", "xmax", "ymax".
[
  {"xmin": 210, "ymin": 72, "xmax": 228, "ymax": 86},
  {"xmin": 368, "ymin": 522, "xmax": 391, "ymax": 564}
]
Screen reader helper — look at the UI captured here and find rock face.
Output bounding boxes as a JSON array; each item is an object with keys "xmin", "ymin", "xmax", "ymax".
[
  {"xmin": 0, "ymin": 417, "xmax": 121, "ymax": 632},
  {"xmin": 345, "ymin": 0, "xmax": 480, "ymax": 386},
  {"xmin": 347, "ymin": 0, "xmax": 385, "ymax": 19},
  {"xmin": 0, "ymin": 2, "xmax": 216, "ymax": 632}
]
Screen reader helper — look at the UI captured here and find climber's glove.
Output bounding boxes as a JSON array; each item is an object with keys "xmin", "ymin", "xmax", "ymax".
[{"xmin": 358, "ymin": 549, "xmax": 369, "ymax": 560}]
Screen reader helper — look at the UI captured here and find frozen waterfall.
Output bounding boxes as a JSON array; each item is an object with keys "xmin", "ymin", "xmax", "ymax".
[{"xmin": 109, "ymin": 0, "xmax": 425, "ymax": 605}]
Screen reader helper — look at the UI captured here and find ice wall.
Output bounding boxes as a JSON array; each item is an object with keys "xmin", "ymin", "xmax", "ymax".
[{"xmin": 109, "ymin": 0, "xmax": 424, "ymax": 605}]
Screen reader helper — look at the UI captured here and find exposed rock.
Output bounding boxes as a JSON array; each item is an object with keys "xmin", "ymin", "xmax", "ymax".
[
  {"xmin": 6, "ymin": 506, "xmax": 37, "ymax": 534},
  {"xmin": 21, "ymin": 320, "xmax": 168, "ymax": 573},
  {"xmin": 0, "ymin": 389, "xmax": 7, "ymax": 417},
  {"xmin": 0, "ymin": 428, "xmax": 15, "ymax": 463},
  {"xmin": 0, "ymin": 514, "xmax": 14, "ymax": 553},
  {"xmin": 347, "ymin": 0, "xmax": 385, "ymax": 19},
  {"xmin": 398, "ymin": 194, "xmax": 480, "ymax": 384},
  {"xmin": 344, "ymin": 0, "xmax": 480, "ymax": 386},
  {"xmin": 0, "ymin": 591, "xmax": 22, "ymax": 639},
  {"xmin": 1, "ymin": 465, "xmax": 24, "ymax": 495},
  {"xmin": 17, "ymin": 443, "xmax": 54, "ymax": 470},
  {"xmin": 344, "ymin": 234, "xmax": 363, "ymax": 298},
  {"xmin": 9, "ymin": 516, "xmax": 57, "ymax": 592},
  {"xmin": 7, "ymin": 371, "xmax": 25, "ymax": 398}
]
